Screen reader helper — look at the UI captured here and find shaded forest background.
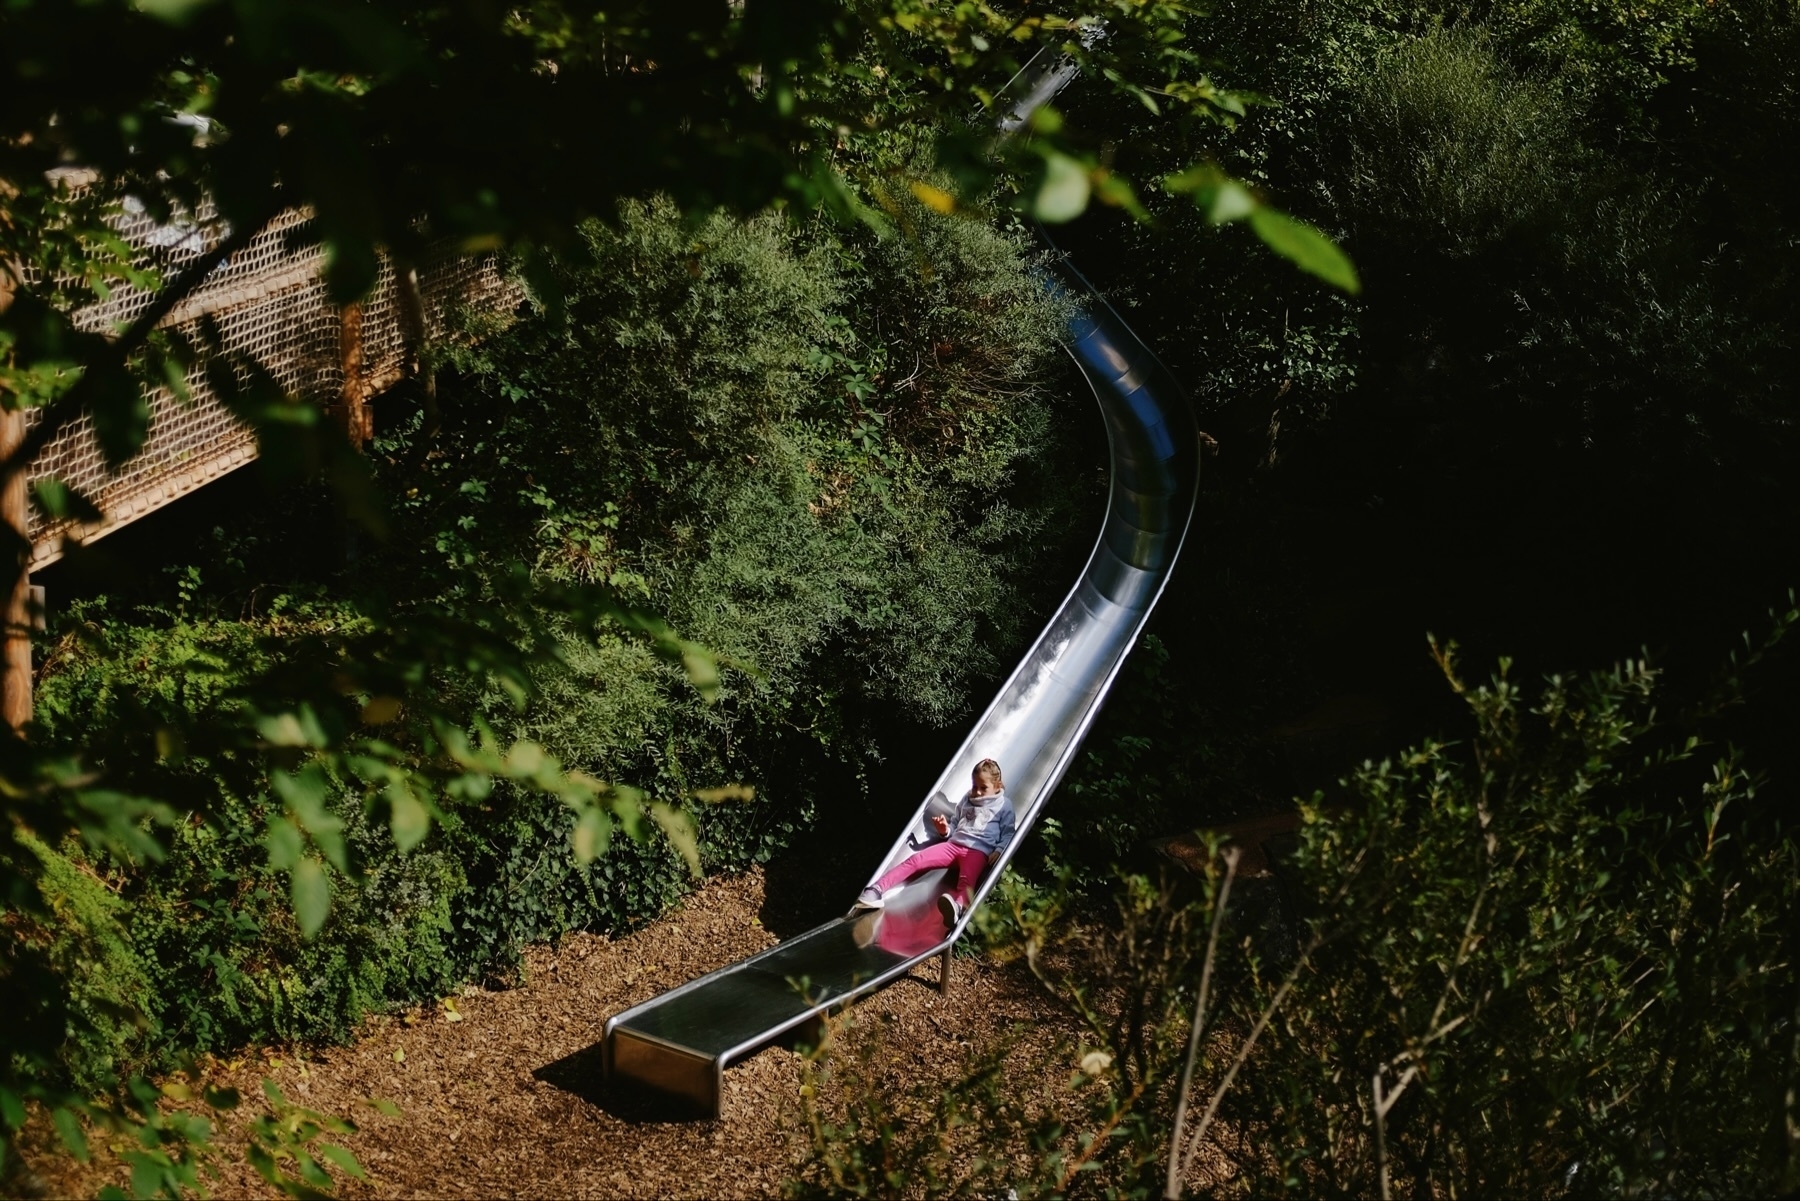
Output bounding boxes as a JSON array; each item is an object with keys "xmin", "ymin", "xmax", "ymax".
[
  {"xmin": 9, "ymin": 0, "xmax": 1800, "ymax": 1193},
  {"xmin": 1054, "ymin": 0, "xmax": 1800, "ymax": 848}
]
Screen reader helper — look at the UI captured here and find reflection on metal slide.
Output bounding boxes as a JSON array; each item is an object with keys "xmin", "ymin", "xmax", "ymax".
[{"xmin": 603, "ymin": 50, "xmax": 1201, "ymax": 1118}]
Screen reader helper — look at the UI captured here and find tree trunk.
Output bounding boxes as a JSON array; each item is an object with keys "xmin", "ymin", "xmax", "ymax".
[
  {"xmin": 2, "ymin": 405, "xmax": 32, "ymax": 732},
  {"xmin": 337, "ymin": 302, "xmax": 371, "ymax": 449},
  {"xmin": 0, "ymin": 258, "xmax": 30, "ymax": 733}
]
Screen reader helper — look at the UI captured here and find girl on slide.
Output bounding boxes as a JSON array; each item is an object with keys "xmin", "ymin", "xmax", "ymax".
[{"xmin": 854, "ymin": 758, "xmax": 1016, "ymax": 927}]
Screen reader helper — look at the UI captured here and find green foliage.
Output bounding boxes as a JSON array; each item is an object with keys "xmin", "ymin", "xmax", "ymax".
[
  {"xmin": 1180, "ymin": 640, "xmax": 1800, "ymax": 1197},
  {"xmin": 1052, "ymin": 0, "xmax": 1800, "ymax": 481},
  {"xmin": 1040, "ymin": 0, "xmax": 1800, "ymax": 970},
  {"xmin": 8, "ymin": 833, "xmax": 156, "ymax": 1096},
  {"xmin": 450, "ymin": 790, "xmax": 691, "ymax": 975},
  {"xmin": 2, "ymin": 1061, "xmax": 283, "ymax": 1201},
  {"xmin": 0, "ymin": 0, "xmax": 1311, "ymax": 542},
  {"xmin": 419, "ymin": 195, "xmax": 1087, "ymax": 953},
  {"xmin": 1485, "ymin": 0, "xmax": 1715, "ymax": 130},
  {"xmin": 242, "ymin": 1081, "xmax": 371, "ymax": 1201},
  {"xmin": 12, "ymin": 1071, "xmax": 380, "ymax": 1201},
  {"xmin": 1166, "ymin": 166, "xmax": 1360, "ymax": 293},
  {"xmin": 434, "ymin": 199, "xmax": 1080, "ymax": 725},
  {"xmin": 1334, "ymin": 28, "xmax": 1581, "ymax": 257},
  {"xmin": 130, "ymin": 793, "xmax": 466, "ymax": 1054},
  {"xmin": 416, "ymin": 194, "xmax": 1086, "ymax": 804},
  {"xmin": 0, "ymin": 0, "xmax": 1343, "ymax": 1192},
  {"xmin": 14, "ymin": 197, "xmax": 1083, "ymax": 1099},
  {"xmin": 797, "ymin": 638, "xmax": 1800, "ymax": 1198},
  {"xmin": 85, "ymin": 1072, "xmax": 231, "ymax": 1201}
]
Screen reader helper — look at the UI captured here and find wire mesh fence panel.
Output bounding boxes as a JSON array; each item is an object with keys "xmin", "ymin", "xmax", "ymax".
[{"xmin": 24, "ymin": 191, "xmax": 519, "ymax": 564}]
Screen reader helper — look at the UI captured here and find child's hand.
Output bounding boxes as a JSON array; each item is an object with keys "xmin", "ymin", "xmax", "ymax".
[{"xmin": 931, "ymin": 814, "xmax": 950, "ymax": 836}]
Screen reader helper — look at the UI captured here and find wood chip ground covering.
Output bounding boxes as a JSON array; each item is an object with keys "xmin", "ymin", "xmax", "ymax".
[{"xmin": 23, "ymin": 869, "xmax": 1088, "ymax": 1200}]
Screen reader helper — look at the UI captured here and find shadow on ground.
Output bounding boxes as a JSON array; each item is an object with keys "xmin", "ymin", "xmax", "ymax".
[
  {"xmin": 530, "ymin": 1042, "xmax": 710, "ymax": 1124},
  {"xmin": 535, "ymin": 1027, "xmax": 832, "ymax": 1125}
]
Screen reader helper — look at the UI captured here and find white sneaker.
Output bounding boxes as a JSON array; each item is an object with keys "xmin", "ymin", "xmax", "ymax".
[
  {"xmin": 938, "ymin": 894, "xmax": 964, "ymax": 928},
  {"xmin": 852, "ymin": 886, "xmax": 884, "ymax": 911}
]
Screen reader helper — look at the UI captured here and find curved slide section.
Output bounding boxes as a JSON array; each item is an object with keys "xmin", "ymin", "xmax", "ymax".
[{"xmin": 603, "ymin": 55, "xmax": 1201, "ymax": 1118}]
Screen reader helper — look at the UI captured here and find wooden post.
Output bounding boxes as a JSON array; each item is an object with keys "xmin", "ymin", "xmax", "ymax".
[
  {"xmin": 2, "ymin": 408, "xmax": 32, "ymax": 733},
  {"xmin": 938, "ymin": 946, "xmax": 954, "ymax": 995},
  {"xmin": 337, "ymin": 302, "xmax": 370, "ymax": 449},
  {"xmin": 0, "ymin": 258, "xmax": 30, "ymax": 733}
]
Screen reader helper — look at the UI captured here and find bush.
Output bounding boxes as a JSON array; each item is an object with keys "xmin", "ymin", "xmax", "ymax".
[
  {"xmin": 1184, "ymin": 640, "xmax": 1800, "ymax": 1197},
  {"xmin": 798, "ymin": 636, "xmax": 1800, "ymax": 1198},
  {"xmin": 21, "ymin": 198, "xmax": 1084, "ymax": 1079},
  {"xmin": 1335, "ymin": 29, "xmax": 1581, "ymax": 258}
]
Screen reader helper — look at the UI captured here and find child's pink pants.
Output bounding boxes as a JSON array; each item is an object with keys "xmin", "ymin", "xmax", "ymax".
[{"xmin": 876, "ymin": 841, "xmax": 990, "ymax": 904}]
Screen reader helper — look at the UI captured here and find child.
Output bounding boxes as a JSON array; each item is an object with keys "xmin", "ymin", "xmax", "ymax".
[{"xmin": 854, "ymin": 758, "xmax": 1016, "ymax": 928}]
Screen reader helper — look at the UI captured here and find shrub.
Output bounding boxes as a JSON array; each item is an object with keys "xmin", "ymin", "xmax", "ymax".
[
  {"xmin": 1181, "ymin": 640, "xmax": 1800, "ymax": 1197},
  {"xmin": 798, "ymin": 636, "xmax": 1800, "ymax": 1198},
  {"xmin": 1335, "ymin": 28, "xmax": 1582, "ymax": 257},
  {"xmin": 21, "ymin": 198, "xmax": 1083, "ymax": 1080}
]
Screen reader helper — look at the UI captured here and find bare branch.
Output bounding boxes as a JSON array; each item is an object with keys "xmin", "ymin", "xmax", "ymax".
[
  {"xmin": 1176, "ymin": 935, "xmax": 1318, "ymax": 1188},
  {"xmin": 1164, "ymin": 844, "xmax": 1241, "ymax": 1200}
]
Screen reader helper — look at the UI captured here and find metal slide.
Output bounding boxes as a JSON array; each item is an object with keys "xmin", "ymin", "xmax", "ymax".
[{"xmin": 603, "ymin": 52, "xmax": 1201, "ymax": 1118}]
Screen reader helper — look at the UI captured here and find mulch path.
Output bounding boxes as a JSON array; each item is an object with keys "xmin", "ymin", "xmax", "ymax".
[{"xmin": 23, "ymin": 869, "xmax": 1081, "ymax": 1200}]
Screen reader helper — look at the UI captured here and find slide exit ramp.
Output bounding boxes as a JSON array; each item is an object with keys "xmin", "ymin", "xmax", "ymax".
[{"xmin": 603, "ymin": 53, "xmax": 1201, "ymax": 1120}]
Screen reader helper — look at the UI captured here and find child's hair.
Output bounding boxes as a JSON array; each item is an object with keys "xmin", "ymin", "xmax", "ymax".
[{"xmin": 973, "ymin": 759, "xmax": 1003, "ymax": 790}]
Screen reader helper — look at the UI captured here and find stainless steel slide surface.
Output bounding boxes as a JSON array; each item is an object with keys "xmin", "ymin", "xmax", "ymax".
[{"xmin": 604, "ymin": 55, "xmax": 1201, "ymax": 1119}]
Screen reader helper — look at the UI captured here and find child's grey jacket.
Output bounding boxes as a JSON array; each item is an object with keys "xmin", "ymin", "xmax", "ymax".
[{"xmin": 947, "ymin": 789, "xmax": 1017, "ymax": 855}]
